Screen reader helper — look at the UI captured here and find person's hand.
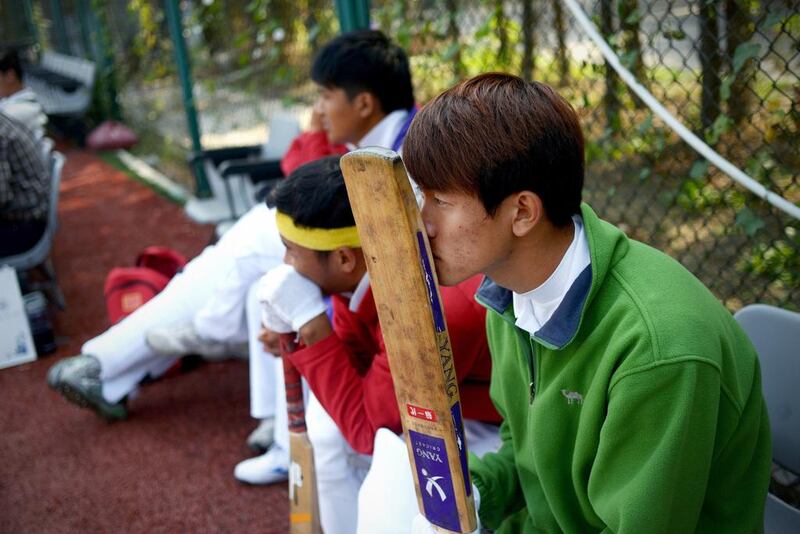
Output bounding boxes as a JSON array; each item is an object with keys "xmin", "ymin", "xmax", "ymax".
[
  {"xmin": 257, "ymin": 265, "xmax": 327, "ymax": 332},
  {"xmin": 258, "ymin": 327, "xmax": 282, "ymax": 355},
  {"xmin": 410, "ymin": 484, "xmax": 481, "ymax": 534},
  {"xmin": 298, "ymin": 311, "xmax": 333, "ymax": 347}
]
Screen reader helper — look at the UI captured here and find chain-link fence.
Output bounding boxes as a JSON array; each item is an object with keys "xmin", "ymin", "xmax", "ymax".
[
  {"xmin": 373, "ymin": 0, "xmax": 799, "ymax": 311},
  {"xmin": 21, "ymin": 0, "xmax": 800, "ymax": 311},
  {"xmin": 29, "ymin": 0, "xmax": 340, "ymax": 188},
  {"xmin": 110, "ymin": 0, "xmax": 341, "ymax": 188}
]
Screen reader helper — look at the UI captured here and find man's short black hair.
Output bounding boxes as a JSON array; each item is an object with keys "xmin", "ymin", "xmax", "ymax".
[
  {"xmin": 269, "ymin": 155, "xmax": 354, "ymax": 230},
  {"xmin": 311, "ymin": 30, "xmax": 415, "ymax": 114},
  {"xmin": 0, "ymin": 49, "xmax": 22, "ymax": 79}
]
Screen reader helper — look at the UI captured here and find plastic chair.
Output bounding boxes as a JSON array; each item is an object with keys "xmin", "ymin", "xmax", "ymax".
[
  {"xmin": 25, "ymin": 52, "xmax": 96, "ymax": 117},
  {"xmin": 40, "ymin": 137, "xmax": 54, "ymax": 160},
  {"xmin": 185, "ymin": 114, "xmax": 300, "ymax": 223},
  {"xmin": 1, "ymin": 151, "xmax": 66, "ymax": 309},
  {"xmin": 734, "ymin": 304, "xmax": 800, "ymax": 533}
]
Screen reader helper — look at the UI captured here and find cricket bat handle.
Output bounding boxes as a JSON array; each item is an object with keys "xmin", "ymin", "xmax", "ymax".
[{"xmin": 280, "ymin": 333, "xmax": 306, "ymax": 432}]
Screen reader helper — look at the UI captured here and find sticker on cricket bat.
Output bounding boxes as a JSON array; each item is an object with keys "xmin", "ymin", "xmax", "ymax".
[
  {"xmin": 407, "ymin": 403, "xmax": 438, "ymax": 422},
  {"xmin": 410, "ymin": 430, "xmax": 461, "ymax": 532}
]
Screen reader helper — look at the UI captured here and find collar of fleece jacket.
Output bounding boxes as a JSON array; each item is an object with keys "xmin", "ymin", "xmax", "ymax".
[{"xmin": 475, "ymin": 203, "xmax": 632, "ymax": 350}]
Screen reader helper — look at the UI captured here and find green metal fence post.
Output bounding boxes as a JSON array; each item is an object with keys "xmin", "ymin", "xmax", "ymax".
[
  {"xmin": 335, "ymin": 0, "xmax": 371, "ymax": 33},
  {"xmin": 48, "ymin": 0, "xmax": 72, "ymax": 54},
  {"xmin": 21, "ymin": 0, "xmax": 39, "ymax": 48},
  {"xmin": 76, "ymin": 0, "xmax": 95, "ymax": 60},
  {"xmin": 86, "ymin": 2, "xmax": 122, "ymax": 121},
  {"xmin": 164, "ymin": 0, "xmax": 211, "ymax": 198}
]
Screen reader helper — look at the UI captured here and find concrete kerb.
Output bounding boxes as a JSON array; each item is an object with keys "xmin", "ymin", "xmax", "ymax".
[{"xmin": 114, "ymin": 150, "xmax": 191, "ymax": 206}]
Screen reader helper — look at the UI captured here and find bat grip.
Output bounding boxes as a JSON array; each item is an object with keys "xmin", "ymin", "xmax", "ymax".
[{"xmin": 280, "ymin": 333, "xmax": 306, "ymax": 433}]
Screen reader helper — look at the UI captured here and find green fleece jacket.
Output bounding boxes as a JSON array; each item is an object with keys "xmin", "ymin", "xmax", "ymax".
[{"xmin": 470, "ymin": 204, "xmax": 771, "ymax": 533}]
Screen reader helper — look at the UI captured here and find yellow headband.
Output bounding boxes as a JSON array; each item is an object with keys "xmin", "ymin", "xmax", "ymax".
[{"xmin": 276, "ymin": 211, "xmax": 361, "ymax": 251}]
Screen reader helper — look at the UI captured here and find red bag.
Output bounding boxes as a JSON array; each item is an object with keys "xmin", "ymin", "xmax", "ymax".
[
  {"xmin": 104, "ymin": 267, "xmax": 170, "ymax": 324},
  {"xmin": 136, "ymin": 246, "xmax": 187, "ymax": 279},
  {"xmin": 86, "ymin": 120, "xmax": 139, "ymax": 151},
  {"xmin": 103, "ymin": 247, "xmax": 188, "ymax": 325}
]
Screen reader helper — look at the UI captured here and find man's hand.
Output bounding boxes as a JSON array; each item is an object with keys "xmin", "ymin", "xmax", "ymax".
[
  {"xmin": 258, "ymin": 328, "xmax": 283, "ymax": 355},
  {"xmin": 257, "ymin": 265, "xmax": 327, "ymax": 332},
  {"xmin": 298, "ymin": 312, "xmax": 333, "ymax": 347}
]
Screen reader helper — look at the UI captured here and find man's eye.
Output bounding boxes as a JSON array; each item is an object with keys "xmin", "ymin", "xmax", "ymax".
[{"xmin": 434, "ymin": 197, "xmax": 447, "ymax": 206}]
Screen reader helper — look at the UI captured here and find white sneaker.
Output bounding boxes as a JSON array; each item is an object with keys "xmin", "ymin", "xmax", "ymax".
[
  {"xmin": 246, "ymin": 417, "xmax": 275, "ymax": 453},
  {"xmin": 234, "ymin": 446, "xmax": 289, "ymax": 485},
  {"xmin": 145, "ymin": 321, "xmax": 247, "ymax": 360}
]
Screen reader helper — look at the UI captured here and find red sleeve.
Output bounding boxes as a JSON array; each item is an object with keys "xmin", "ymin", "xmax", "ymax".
[
  {"xmin": 442, "ymin": 275, "xmax": 501, "ymax": 423},
  {"xmin": 280, "ymin": 131, "xmax": 348, "ymax": 176},
  {"xmin": 286, "ymin": 297, "xmax": 399, "ymax": 455},
  {"xmin": 288, "ymin": 277, "xmax": 500, "ymax": 456}
]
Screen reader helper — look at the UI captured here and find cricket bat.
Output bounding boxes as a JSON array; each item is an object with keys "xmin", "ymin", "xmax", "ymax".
[
  {"xmin": 280, "ymin": 333, "xmax": 321, "ymax": 534},
  {"xmin": 340, "ymin": 148, "xmax": 478, "ymax": 533}
]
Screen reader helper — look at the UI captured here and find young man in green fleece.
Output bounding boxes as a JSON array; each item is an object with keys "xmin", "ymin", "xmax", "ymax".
[{"xmin": 403, "ymin": 73, "xmax": 771, "ymax": 533}]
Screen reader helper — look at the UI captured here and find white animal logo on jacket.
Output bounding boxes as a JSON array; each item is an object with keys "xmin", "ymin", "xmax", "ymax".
[{"xmin": 561, "ymin": 389, "xmax": 584, "ymax": 405}]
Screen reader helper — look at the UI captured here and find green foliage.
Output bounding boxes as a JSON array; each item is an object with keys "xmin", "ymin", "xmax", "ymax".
[
  {"xmin": 732, "ymin": 42, "xmax": 760, "ymax": 74},
  {"xmin": 704, "ymin": 114, "xmax": 733, "ymax": 145},
  {"xmin": 784, "ymin": 13, "xmax": 800, "ymax": 38},
  {"xmin": 126, "ymin": 0, "xmax": 171, "ymax": 81},
  {"xmin": 676, "ymin": 178, "xmax": 724, "ymax": 212},
  {"xmin": 662, "ymin": 27, "xmax": 687, "ymax": 41},
  {"xmin": 740, "ymin": 226, "xmax": 800, "ymax": 287},
  {"xmin": 735, "ymin": 206, "xmax": 766, "ymax": 236},
  {"xmin": 690, "ymin": 160, "xmax": 709, "ymax": 180}
]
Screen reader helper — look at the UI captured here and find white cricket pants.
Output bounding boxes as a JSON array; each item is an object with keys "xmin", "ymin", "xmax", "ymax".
[
  {"xmin": 305, "ymin": 392, "xmax": 372, "ymax": 534},
  {"xmin": 356, "ymin": 421, "xmax": 501, "ymax": 533},
  {"xmin": 83, "ymin": 204, "xmax": 284, "ymax": 403}
]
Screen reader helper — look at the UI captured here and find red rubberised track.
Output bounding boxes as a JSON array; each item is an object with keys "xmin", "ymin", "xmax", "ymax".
[{"xmin": 0, "ymin": 149, "xmax": 289, "ymax": 532}]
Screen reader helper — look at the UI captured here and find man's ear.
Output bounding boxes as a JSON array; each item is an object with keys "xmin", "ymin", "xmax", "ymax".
[
  {"xmin": 333, "ymin": 247, "xmax": 359, "ymax": 274},
  {"xmin": 353, "ymin": 92, "xmax": 378, "ymax": 119},
  {"xmin": 510, "ymin": 191, "xmax": 544, "ymax": 237}
]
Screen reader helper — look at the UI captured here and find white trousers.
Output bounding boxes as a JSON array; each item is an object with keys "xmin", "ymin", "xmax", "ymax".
[
  {"xmin": 246, "ymin": 281, "xmax": 278, "ymax": 421},
  {"xmin": 306, "ymin": 393, "xmax": 372, "ymax": 534},
  {"xmin": 83, "ymin": 204, "xmax": 284, "ymax": 403},
  {"xmin": 356, "ymin": 421, "xmax": 501, "ymax": 534}
]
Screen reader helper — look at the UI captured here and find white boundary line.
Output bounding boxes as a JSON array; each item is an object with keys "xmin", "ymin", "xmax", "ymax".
[
  {"xmin": 115, "ymin": 150, "xmax": 190, "ymax": 204},
  {"xmin": 561, "ymin": 0, "xmax": 800, "ymax": 220}
]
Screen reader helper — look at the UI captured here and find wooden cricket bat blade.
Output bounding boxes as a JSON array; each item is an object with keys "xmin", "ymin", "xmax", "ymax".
[
  {"xmin": 341, "ymin": 148, "xmax": 477, "ymax": 533},
  {"xmin": 287, "ymin": 433, "xmax": 320, "ymax": 534}
]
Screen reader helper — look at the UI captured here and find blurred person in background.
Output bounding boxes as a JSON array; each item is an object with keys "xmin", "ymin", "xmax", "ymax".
[
  {"xmin": 0, "ymin": 110, "xmax": 49, "ymax": 256},
  {"xmin": 0, "ymin": 49, "xmax": 47, "ymax": 139}
]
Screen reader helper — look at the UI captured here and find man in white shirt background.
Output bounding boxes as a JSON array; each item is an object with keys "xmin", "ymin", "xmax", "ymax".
[{"xmin": 0, "ymin": 49, "xmax": 47, "ymax": 139}]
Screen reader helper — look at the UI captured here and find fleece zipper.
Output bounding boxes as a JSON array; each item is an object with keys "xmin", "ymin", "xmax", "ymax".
[{"xmin": 528, "ymin": 340, "xmax": 538, "ymax": 404}]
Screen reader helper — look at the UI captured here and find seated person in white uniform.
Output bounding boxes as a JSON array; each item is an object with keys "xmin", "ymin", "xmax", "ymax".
[
  {"xmin": 229, "ymin": 29, "xmax": 420, "ymax": 483},
  {"xmin": 45, "ymin": 31, "xmax": 415, "ymax": 439}
]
